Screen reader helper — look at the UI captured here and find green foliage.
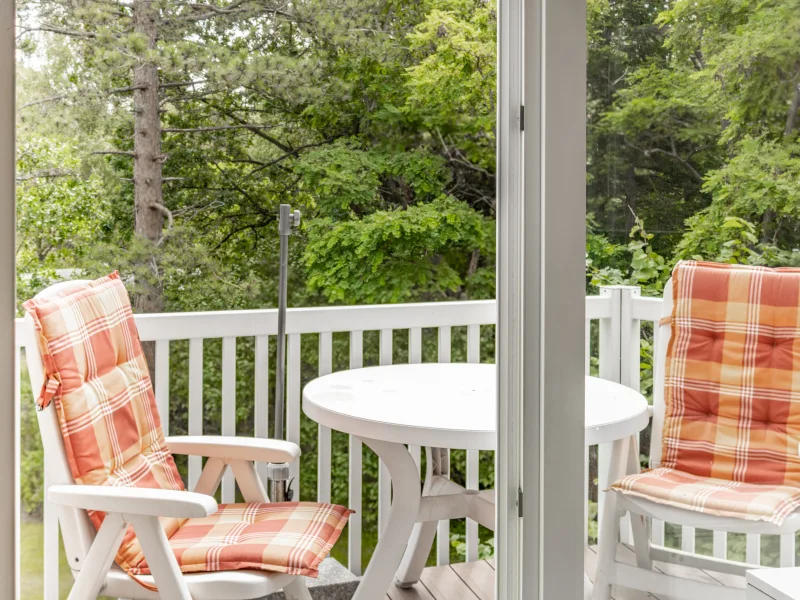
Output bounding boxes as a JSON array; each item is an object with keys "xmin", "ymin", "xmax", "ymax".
[{"xmin": 304, "ymin": 196, "xmax": 495, "ymax": 303}]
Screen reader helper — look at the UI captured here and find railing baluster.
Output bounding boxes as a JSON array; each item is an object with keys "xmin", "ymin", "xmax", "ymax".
[
  {"xmin": 408, "ymin": 327, "xmax": 422, "ymax": 472},
  {"xmin": 254, "ymin": 335, "xmax": 270, "ymax": 484},
  {"xmin": 746, "ymin": 533, "xmax": 760, "ymax": 566},
  {"xmin": 378, "ymin": 329, "xmax": 393, "ymax": 538},
  {"xmin": 349, "ymin": 330, "xmax": 364, "ymax": 576},
  {"xmin": 14, "ymin": 346, "xmax": 21, "ymax": 595},
  {"xmin": 188, "ymin": 338, "xmax": 203, "ymax": 491},
  {"xmin": 155, "ymin": 339, "xmax": 170, "ymax": 436},
  {"xmin": 221, "ymin": 337, "xmax": 236, "ymax": 503},
  {"xmin": 466, "ymin": 324, "xmax": 480, "ymax": 562},
  {"xmin": 585, "ymin": 319, "xmax": 591, "ymax": 375},
  {"xmin": 651, "ymin": 519, "xmax": 665, "ymax": 546},
  {"xmin": 318, "ymin": 333, "xmax": 333, "ymax": 504},
  {"xmin": 436, "ymin": 326, "xmax": 452, "ymax": 566},
  {"xmin": 287, "ymin": 333, "xmax": 302, "ymax": 497},
  {"xmin": 681, "ymin": 525, "xmax": 695, "ymax": 554},
  {"xmin": 43, "ymin": 466, "xmax": 59, "ymax": 600},
  {"xmin": 409, "ymin": 327, "xmax": 422, "ymax": 364},
  {"xmin": 780, "ymin": 533, "xmax": 795, "ymax": 567},
  {"xmin": 713, "ymin": 530, "xmax": 727, "ymax": 559}
]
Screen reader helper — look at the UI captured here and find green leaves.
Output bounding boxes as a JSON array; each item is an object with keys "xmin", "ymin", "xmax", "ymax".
[{"xmin": 303, "ymin": 196, "xmax": 493, "ymax": 304}]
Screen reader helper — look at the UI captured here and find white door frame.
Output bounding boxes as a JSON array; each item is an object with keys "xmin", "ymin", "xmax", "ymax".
[
  {"xmin": 0, "ymin": 0, "xmax": 19, "ymax": 597},
  {"xmin": 497, "ymin": 0, "xmax": 586, "ymax": 597}
]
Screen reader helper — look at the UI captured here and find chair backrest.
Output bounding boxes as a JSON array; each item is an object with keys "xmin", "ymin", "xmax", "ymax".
[
  {"xmin": 650, "ymin": 261, "xmax": 800, "ymax": 486},
  {"xmin": 23, "ymin": 280, "xmax": 97, "ymax": 569},
  {"xmin": 23, "ymin": 275, "xmax": 184, "ymax": 572}
]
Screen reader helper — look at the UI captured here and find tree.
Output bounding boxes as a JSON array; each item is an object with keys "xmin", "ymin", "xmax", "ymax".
[{"xmin": 16, "ymin": 0, "xmax": 310, "ymax": 318}]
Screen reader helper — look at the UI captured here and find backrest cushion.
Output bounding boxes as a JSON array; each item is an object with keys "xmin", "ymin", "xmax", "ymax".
[
  {"xmin": 662, "ymin": 261, "xmax": 800, "ymax": 486},
  {"xmin": 23, "ymin": 272, "xmax": 184, "ymax": 570}
]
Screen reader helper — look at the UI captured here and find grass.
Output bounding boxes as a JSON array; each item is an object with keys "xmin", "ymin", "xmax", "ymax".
[{"xmin": 21, "ymin": 520, "xmax": 111, "ymax": 600}]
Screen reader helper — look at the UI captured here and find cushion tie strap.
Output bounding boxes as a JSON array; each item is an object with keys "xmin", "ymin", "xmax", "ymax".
[
  {"xmin": 127, "ymin": 571, "xmax": 159, "ymax": 592},
  {"xmin": 37, "ymin": 377, "xmax": 61, "ymax": 411},
  {"xmin": 659, "ymin": 315, "xmax": 671, "ymax": 327}
]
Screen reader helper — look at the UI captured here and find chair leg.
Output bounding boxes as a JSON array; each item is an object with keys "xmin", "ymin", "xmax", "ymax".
[
  {"xmin": 630, "ymin": 513, "xmax": 652, "ymax": 570},
  {"xmin": 592, "ymin": 492, "xmax": 622, "ymax": 600},
  {"xmin": 284, "ymin": 577, "xmax": 313, "ymax": 600},
  {"xmin": 67, "ymin": 514, "xmax": 127, "ymax": 600},
  {"xmin": 129, "ymin": 514, "xmax": 192, "ymax": 600}
]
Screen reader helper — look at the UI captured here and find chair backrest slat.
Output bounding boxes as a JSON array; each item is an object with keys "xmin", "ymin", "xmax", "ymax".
[{"xmin": 650, "ymin": 278, "xmax": 673, "ymax": 469}]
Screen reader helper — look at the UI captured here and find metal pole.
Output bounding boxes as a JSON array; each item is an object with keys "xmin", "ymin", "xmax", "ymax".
[
  {"xmin": 268, "ymin": 204, "xmax": 299, "ymax": 502},
  {"xmin": 274, "ymin": 204, "xmax": 291, "ymax": 441}
]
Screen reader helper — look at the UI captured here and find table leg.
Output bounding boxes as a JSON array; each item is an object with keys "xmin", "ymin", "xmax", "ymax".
[
  {"xmin": 354, "ymin": 437, "xmax": 422, "ymax": 600},
  {"xmin": 396, "ymin": 446, "xmax": 439, "ymax": 587}
]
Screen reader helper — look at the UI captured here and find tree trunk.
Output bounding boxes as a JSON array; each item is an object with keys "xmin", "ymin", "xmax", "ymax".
[
  {"xmin": 785, "ymin": 83, "xmax": 800, "ymax": 138},
  {"xmin": 132, "ymin": 0, "xmax": 164, "ymax": 373}
]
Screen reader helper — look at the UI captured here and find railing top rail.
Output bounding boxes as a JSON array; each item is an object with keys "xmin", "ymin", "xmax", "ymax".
[
  {"xmin": 13, "ymin": 292, "xmax": 633, "ymax": 346},
  {"xmin": 630, "ymin": 295, "xmax": 663, "ymax": 323}
]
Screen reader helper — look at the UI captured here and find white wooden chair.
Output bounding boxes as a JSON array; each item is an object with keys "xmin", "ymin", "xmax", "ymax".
[
  {"xmin": 593, "ymin": 278, "xmax": 800, "ymax": 600},
  {"xmin": 23, "ymin": 281, "xmax": 315, "ymax": 600}
]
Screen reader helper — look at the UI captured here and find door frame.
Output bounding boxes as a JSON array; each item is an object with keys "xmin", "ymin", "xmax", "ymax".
[
  {"xmin": 497, "ymin": 0, "xmax": 586, "ymax": 597},
  {"xmin": 1, "ymin": 0, "xmax": 19, "ymax": 597}
]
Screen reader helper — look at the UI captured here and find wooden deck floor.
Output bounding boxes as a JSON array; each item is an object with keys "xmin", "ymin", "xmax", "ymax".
[
  {"xmin": 387, "ymin": 545, "xmax": 747, "ymax": 600},
  {"xmin": 584, "ymin": 544, "xmax": 746, "ymax": 600},
  {"xmin": 385, "ymin": 559, "xmax": 496, "ymax": 600}
]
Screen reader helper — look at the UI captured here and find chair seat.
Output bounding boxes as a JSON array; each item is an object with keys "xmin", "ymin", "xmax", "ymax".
[
  {"xmin": 128, "ymin": 502, "xmax": 352, "ymax": 578},
  {"xmin": 103, "ymin": 565, "xmax": 297, "ymax": 600},
  {"xmin": 611, "ymin": 467, "xmax": 800, "ymax": 525}
]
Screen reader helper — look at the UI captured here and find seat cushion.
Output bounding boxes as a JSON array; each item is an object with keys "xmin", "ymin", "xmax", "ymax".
[
  {"xmin": 663, "ymin": 261, "xmax": 800, "ymax": 485},
  {"xmin": 612, "ymin": 467, "xmax": 800, "ymax": 525},
  {"xmin": 128, "ymin": 502, "xmax": 353, "ymax": 577},
  {"xmin": 23, "ymin": 273, "xmax": 185, "ymax": 571}
]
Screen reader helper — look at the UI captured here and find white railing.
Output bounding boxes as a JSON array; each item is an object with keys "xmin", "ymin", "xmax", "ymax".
[{"xmin": 17, "ymin": 286, "xmax": 794, "ymax": 596}]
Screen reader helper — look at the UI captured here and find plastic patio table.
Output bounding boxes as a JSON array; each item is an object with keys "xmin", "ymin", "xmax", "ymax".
[{"xmin": 302, "ymin": 364, "xmax": 649, "ymax": 599}]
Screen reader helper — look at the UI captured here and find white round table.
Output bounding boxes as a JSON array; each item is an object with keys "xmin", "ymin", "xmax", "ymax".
[{"xmin": 303, "ymin": 364, "xmax": 649, "ymax": 599}]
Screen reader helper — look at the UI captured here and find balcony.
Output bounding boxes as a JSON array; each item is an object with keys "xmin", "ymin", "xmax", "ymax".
[{"xmin": 16, "ymin": 286, "xmax": 775, "ymax": 599}]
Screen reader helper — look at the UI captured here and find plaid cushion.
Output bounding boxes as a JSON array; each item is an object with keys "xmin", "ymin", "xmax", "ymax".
[
  {"xmin": 128, "ymin": 502, "xmax": 353, "ymax": 577},
  {"xmin": 24, "ymin": 272, "xmax": 184, "ymax": 571},
  {"xmin": 612, "ymin": 261, "xmax": 800, "ymax": 524},
  {"xmin": 612, "ymin": 467, "xmax": 800, "ymax": 525}
]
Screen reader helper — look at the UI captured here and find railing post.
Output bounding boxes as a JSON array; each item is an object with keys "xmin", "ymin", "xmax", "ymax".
[
  {"xmin": 596, "ymin": 286, "xmax": 620, "ymax": 543},
  {"xmin": 596, "ymin": 286, "xmax": 641, "ymax": 544}
]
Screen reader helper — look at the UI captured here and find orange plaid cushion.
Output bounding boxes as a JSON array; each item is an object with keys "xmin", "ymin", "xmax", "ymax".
[
  {"xmin": 128, "ymin": 503, "xmax": 353, "ymax": 577},
  {"xmin": 613, "ymin": 468, "xmax": 800, "ymax": 525},
  {"xmin": 23, "ymin": 272, "xmax": 185, "ymax": 571},
  {"xmin": 612, "ymin": 261, "xmax": 800, "ymax": 524}
]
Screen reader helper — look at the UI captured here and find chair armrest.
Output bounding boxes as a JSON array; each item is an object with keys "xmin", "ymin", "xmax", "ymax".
[
  {"xmin": 47, "ymin": 485, "xmax": 217, "ymax": 519},
  {"xmin": 165, "ymin": 435, "xmax": 301, "ymax": 464}
]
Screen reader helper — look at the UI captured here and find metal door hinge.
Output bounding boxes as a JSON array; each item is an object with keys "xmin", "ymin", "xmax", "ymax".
[
  {"xmin": 520, "ymin": 105, "xmax": 525, "ymax": 131},
  {"xmin": 518, "ymin": 488, "xmax": 523, "ymax": 518}
]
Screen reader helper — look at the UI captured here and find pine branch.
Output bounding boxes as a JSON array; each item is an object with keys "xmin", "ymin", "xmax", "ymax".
[
  {"xmin": 18, "ymin": 25, "xmax": 97, "ymax": 39},
  {"xmin": 149, "ymin": 203, "xmax": 174, "ymax": 229},
  {"xmin": 162, "ymin": 124, "xmax": 279, "ymax": 133},
  {"xmin": 16, "ymin": 169, "xmax": 74, "ymax": 181},
  {"xmin": 159, "ymin": 80, "xmax": 206, "ymax": 89},
  {"xmin": 173, "ymin": 0, "xmax": 294, "ymax": 23},
  {"xmin": 20, "ymin": 85, "xmax": 146, "ymax": 110},
  {"xmin": 92, "ymin": 150, "xmax": 137, "ymax": 157},
  {"xmin": 201, "ymin": 100, "xmax": 294, "ymax": 152}
]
